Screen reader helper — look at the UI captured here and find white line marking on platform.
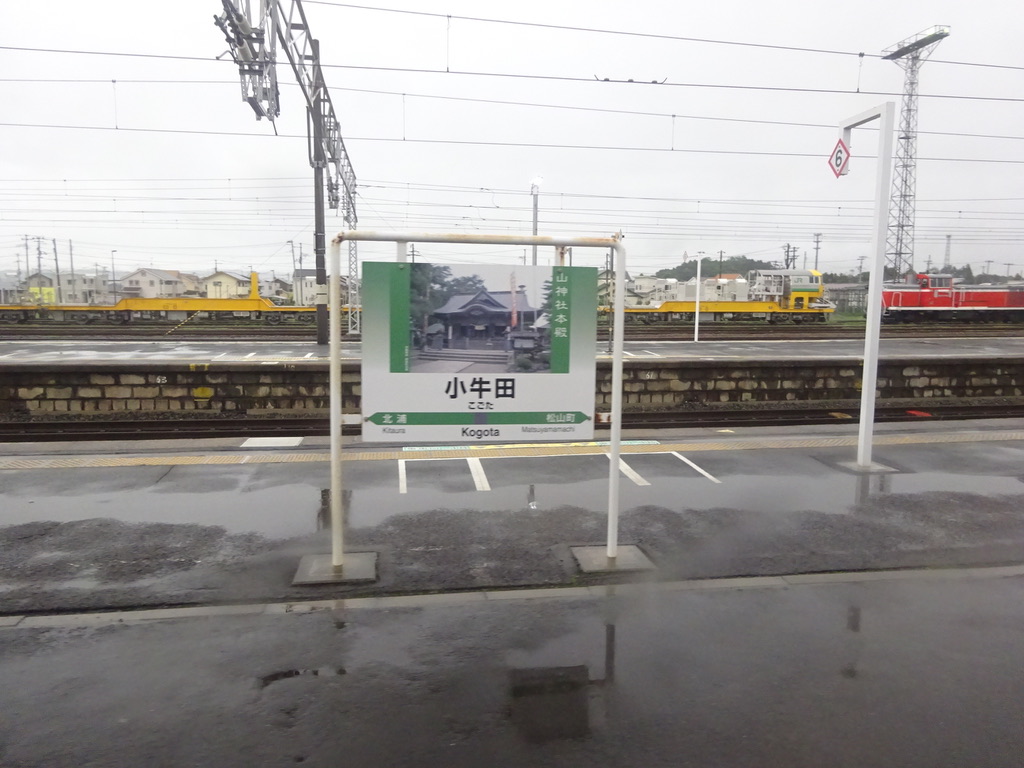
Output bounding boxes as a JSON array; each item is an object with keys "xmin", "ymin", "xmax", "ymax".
[
  {"xmin": 467, "ymin": 457, "xmax": 491, "ymax": 491},
  {"xmin": 398, "ymin": 459, "xmax": 407, "ymax": 494},
  {"xmin": 241, "ymin": 437, "xmax": 304, "ymax": 448},
  {"xmin": 607, "ymin": 454, "xmax": 650, "ymax": 486},
  {"xmin": 212, "ymin": 353, "xmax": 226, "ymax": 359},
  {"xmin": 244, "ymin": 352, "xmax": 256, "ymax": 359},
  {"xmin": 671, "ymin": 451, "xmax": 721, "ymax": 483},
  {"xmin": 622, "ymin": 351, "xmax": 636, "ymax": 357},
  {"xmin": 304, "ymin": 352, "xmax": 315, "ymax": 358},
  {"xmin": 643, "ymin": 350, "xmax": 661, "ymax": 357}
]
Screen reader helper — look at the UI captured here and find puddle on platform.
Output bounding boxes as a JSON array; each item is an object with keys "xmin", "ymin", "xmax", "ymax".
[{"xmin": 3, "ymin": 449, "xmax": 1024, "ymax": 540}]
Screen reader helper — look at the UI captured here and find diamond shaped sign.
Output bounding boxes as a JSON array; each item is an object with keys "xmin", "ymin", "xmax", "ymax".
[{"xmin": 829, "ymin": 138, "xmax": 851, "ymax": 178}]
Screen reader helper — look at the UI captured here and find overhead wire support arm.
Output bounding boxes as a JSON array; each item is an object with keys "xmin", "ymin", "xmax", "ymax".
[
  {"xmin": 213, "ymin": 0, "xmax": 280, "ymax": 123},
  {"xmin": 213, "ymin": 0, "xmax": 360, "ymax": 337},
  {"xmin": 272, "ymin": 0, "xmax": 357, "ymax": 211},
  {"xmin": 271, "ymin": 0, "xmax": 359, "ymax": 335}
]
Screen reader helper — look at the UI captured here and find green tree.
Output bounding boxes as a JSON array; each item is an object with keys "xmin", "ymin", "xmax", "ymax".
[
  {"xmin": 655, "ymin": 255, "xmax": 775, "ymax": 282},
  {"xmin": 409, "ymin": 264, "xmax": 485, "ymax": 331}
]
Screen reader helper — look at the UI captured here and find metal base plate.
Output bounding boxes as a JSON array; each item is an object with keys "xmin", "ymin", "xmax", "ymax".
[
  {"xmin": 836, "ymin": 460, "xmax": 900, "ymax": 474},
  {"xmin": 292, "ymin": 552, "xmax": 379, "ymax": 586},
  {"xmin": 570, "ymin": 545, "xmax": 656, "ymax": 573}
]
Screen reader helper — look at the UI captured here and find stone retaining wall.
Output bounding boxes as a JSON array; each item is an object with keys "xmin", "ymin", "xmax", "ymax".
[
  {"xmin": 2, "ymin": 358, "xmax": 1023, "ymax": 417},
  {"xmin": 596, "ymin": 358, "xmax": 1024, "ymax": 407}
]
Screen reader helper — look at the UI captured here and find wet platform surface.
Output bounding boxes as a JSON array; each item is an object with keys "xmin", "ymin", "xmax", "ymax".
[
  {"xmin": 2, "ymin": 419, "xmax": 1024, "ymax": 613},
  {"xmin": 2, "ymin": 570, "xmax": 1024, "ymax": 766},
  {"xmin": 3, "ymin": 421, "xmax": 1024, "ymax": 764}
]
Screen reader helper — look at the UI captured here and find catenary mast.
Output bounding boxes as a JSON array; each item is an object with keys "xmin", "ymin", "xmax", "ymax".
[
  {"xmin": 215, "ymin": 0, "xmax": 360, "ymax": 338},
  {"xmin": 882, "ymin": 25, "xmax": 950, "ymax": 280}
]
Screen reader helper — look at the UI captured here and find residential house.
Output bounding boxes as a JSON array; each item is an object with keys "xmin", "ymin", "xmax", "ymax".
[
  {"xmin": 24, "ymin": 272, "xmax": 57, "ymax": 303},
  {"xmin": 0, "ymin": 273, "xmax": 22, "ymax": 304},
  {"xmin": 202, "ymin": 271, "xmax": 252, "ymax": 299},
  {"xmin": 260, "ymin": 274, "xmax": 292, "ymax": 301},
  {"xmin": 292, "ymin": 269, "xmax": 348, "ymax": 306},
  {"xmin": 119, "ymin": 268, "xmax": 196, "ymax": 299}
]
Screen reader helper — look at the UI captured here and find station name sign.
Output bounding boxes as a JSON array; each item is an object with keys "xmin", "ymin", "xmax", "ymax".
[{"xmin": 361, "ymin": 261, "xmax": 597, "ymax": 443}]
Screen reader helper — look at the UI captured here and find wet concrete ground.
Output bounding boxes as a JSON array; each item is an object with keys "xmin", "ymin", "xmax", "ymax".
[
  {"xmin": 1, "ymin": 420, "xmax": 1024, "ymax": 613},
  {"xmin": 3, "ymin": 422, "xmax": 1024, "ymax": 764},
  {"xmin": 2, "ymin": 572, "xmax": 1024, "ymax": 766}
]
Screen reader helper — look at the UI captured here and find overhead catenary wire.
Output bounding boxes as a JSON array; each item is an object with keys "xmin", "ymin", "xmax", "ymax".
[
  {"xmin": 2, "ymin": 44, "xmax": 1023, "ymax": 103},
  {"xmin": 4, "ymin": 79, "xmax": 1020, "ymax": 143},
  {"xmin": 1, "ymin": 122, "xmax": 1021, "ymax": 166}
]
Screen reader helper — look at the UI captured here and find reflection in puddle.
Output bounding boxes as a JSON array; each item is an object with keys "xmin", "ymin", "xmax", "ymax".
[
  {"xmin": 316, "ymin": 488, "xmax": 352, "ymax": 530},
  {"xmin": 507, "ymin": 617, "xmax": 618, "ymax": 742},
  {"xmin": 841, "ymin": 605, "xmax": 863, "ymax": 680},
  {"xmin": 509, "ymin": 666, "xmax": 590, "ymax": 742}
]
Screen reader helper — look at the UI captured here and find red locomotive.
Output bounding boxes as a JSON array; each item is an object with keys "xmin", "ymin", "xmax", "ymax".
[{"xmin": 880, "ymin": 273, "xmax": 1024, "ymax": 322}]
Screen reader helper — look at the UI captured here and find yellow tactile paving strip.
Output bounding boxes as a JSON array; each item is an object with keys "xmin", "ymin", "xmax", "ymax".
[{"xmin": 1, "ymin": 430, "xmax": 1023, "ymax": 470}]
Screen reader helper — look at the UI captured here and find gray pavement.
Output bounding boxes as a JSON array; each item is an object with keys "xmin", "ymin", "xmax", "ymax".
[
  {"xmin": 3, "ymin": 421, "xmax": 1024, "ymax": 765},
  {"xmin": 3, "ymin": 569, "xmax": 1024, "ymax": 766},
  {"xmin": 3, "ymin": 420, "xmax": 1024, "ymax": 614}
]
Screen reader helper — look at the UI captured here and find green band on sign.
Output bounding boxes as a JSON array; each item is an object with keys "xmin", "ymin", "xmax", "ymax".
[{"xmin": 367, "ymin": 411, "xmax": 590, "ymax": 426}]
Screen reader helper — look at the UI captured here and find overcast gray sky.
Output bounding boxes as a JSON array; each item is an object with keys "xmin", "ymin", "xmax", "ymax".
[{"xmin": 2, "ymin": 0, "xmax": 1021, "ymax": 281}]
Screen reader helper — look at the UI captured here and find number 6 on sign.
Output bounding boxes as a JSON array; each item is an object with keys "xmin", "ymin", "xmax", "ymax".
[{"xmin": 829, "ymin": 138, "xmax": 851, "ymax": 178}]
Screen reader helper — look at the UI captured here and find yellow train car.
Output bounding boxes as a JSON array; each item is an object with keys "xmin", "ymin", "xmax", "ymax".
[
  {"xmin": 0, "ymin": 274, "xmax": 322, "ymax": 325},
  {"xmin": 609, "ymin": 269, "xmax": 834, "ymax": 323}
]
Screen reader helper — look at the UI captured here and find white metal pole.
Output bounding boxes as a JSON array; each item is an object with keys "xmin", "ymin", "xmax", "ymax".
[
  {"xmin": 856, "ymin": 103, "xmax": 896, "ymax": 468},
  {"xmin": 606, "ymin": 237, "xmax": 626, "ymax": 562},
  {"xmin": 329, "ymin": 240, "xmax": 345, "ymax": 571},
  {"xmin": 693, "ymin": 256, "xmax": 702, "ymax": 343}
]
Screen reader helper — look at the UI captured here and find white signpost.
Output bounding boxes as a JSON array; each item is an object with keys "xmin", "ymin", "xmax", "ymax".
[
  {"xmin": 833, "ymin": 104, "xmax": 896, "ymax": 469},
  {"xmin": 292, "ymin": 230, "xmax": 643, "ymax": 586}
]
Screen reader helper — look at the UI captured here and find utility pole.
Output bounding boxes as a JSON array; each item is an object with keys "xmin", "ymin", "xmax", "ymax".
[
  {"xmin": 882, "ymin": 26, "xmax": 950, "ymax": 278},
  {"xmin": 23, "ymin": 235, "xmax": 30, "ymax": 285},
  {"xmin": 35, "ymin": 237, "xmax": 43, "ymax": 281},
  {"xmin": 215, "ymin": 0, "xmax": 360, "ymax": 338},
  {"xmin": 1005, "ymin": 263, "xmax": 1014, "ymax": 277},
  {"xmin": 68, "ymin": 240, "xmax": 76, "ymax": 303},
  {"xmin": 985, "ymin": 259, "xmax": 993, "ymax": 275},
  {"xmin": 717, "ymin": 250, "xmax": 725, "ymax": 277},
  {"xmin": 857, "ymin": 254, "xmax": 866, "ymax": 280},
  {"xmin": 111, "ymin": 250, "xmax": 118, "ymax": 303},
  {"xmin": 925, "ymin": 254, "xmax": 932, "ymax": 272},
  {"xmin": 782, "ymin": 244, "xmax": 797, "ymax": 269},
  {"xmin": 531, "ymin": 179, "xmax": 542, "ymax": 266},
  {"xmin": 52, "ymin": 238, "xmax": 63, "ymax": 304},
  {"xmin": 943, "ymin": 234, "xmax": 951, "ymax": 270},
  {"xmin": 813, "ymin": 233, "xmax": 822, "ymax": 270}
]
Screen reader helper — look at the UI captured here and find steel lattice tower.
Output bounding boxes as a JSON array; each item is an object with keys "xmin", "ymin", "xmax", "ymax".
[{"xmin": 882, "ymin": 26, "xmax": 950, "ymax": 280}]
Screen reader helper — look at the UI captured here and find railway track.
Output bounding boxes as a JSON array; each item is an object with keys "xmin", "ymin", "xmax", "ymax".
[
  {"xmin": 4, "ymin": 403, "xmax": 1024, "ymax": 442},
  {"xmin": 3, "ymin": 323, "xmax": 1024, "ymax": 342}
]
